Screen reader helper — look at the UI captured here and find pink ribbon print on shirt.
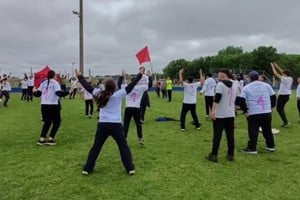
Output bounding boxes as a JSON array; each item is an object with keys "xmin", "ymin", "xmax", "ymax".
[
  {"xmin": 227, "ymin": 87, "xmax": 233, "ymax": 106},
  {"xmin": 257, "ymin": 95, "xmax": 265, "ymax": 111},
  {"xmin": 130, "ymin": 92, "xmax": 138, "ymax": 102}
]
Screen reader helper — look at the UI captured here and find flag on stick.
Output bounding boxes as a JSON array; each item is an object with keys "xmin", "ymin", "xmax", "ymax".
[{"xmin": 136, "ymin": 46, "xmax": 151, "ymax": 65}]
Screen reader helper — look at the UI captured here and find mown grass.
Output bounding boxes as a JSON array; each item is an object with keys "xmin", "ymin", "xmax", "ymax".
[{"xmin": 0, "ymin": 92, "xmax": 299, "ymax": 200}]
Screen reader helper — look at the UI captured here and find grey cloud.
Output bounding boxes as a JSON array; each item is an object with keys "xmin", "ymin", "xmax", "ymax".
[{"xmin": 1, "ymin": 0, "xmax": 300, "ymax": 77}]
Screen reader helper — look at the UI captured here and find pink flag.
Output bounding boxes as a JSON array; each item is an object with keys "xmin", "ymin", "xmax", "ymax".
[{"xmin": 136, "ymin": 46, "xmax": 151, "ymax": 65}]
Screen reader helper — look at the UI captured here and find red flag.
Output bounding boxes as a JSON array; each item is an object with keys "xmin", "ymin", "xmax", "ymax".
[{"xmin": 136, "ymin": 46, "xmax": 151, "ymax": 65}]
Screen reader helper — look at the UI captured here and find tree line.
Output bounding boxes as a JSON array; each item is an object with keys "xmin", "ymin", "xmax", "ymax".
[{"xmin": 162, "ymin": 46, "xmax": 300, "ymax": 81}]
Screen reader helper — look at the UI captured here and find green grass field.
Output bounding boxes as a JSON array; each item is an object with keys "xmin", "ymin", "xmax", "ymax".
[{"xmin": 0, "ymin": 92, "xmax": 299, "ymax": 200}]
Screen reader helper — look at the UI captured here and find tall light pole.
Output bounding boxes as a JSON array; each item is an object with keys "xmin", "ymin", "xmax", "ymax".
[{"xmin": 73, "ymin": 0, "xmax": 84, "ymax": 75}]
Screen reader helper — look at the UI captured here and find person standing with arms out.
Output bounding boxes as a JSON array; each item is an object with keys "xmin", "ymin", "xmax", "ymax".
[
  {"xmin": 80, "ymin": 81, "xmax": 94, "ymax": 118},
  {"xmin": 206, "ymin": 70, "xmax": 238, "ymax": 162},
  {"xmin": 178, "ymin": 68, "xmax": 202, "ymax": 132},
  {"xmin": 166, "ymin": 76, "xmax": 173, "ymax": 102},
  {"xmin": 296, "ymin": 78, "xmax": 300, "ymax": 123},
  {"xmin": 1, "ymin": 74, "xmax": 11, "ymax": 107},
  {"xmin": 33, "ymin": 70, "xmax": 69, "ymax": 145},
  {"xmin": 69, "ymin": 77, "xmax": 78, "ymax": 99},
  {"xmin": 27, "ymin": 75, "xmax": 34, "ymax": 102},
  {"xmin": 119, "ymin": 69, "xmax": 152, "ymax": 145},
  {"xmin": 19, "ymin": 76, "xmax": 28, "ymax": 101},
  {"xmin": 77, "ymin": 68, "xmax": 144, "ymax": 175},
  {"xmin": 240, "ymin": 71, "xmax": 277, "ymax": 154},
  {"xmin": 271, "ymin": 62, "xmax": 293, "ymax": 127},
  {"xmin": 200, "ymin": 73, "xmax": 216, "ymax": 119}
]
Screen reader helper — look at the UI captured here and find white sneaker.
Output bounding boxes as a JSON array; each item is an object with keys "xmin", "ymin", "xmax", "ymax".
[
  {"xmin": 82, "ymin": 171, "xmax": 89, "ymax": 175},
  {"xmin": 272, "ymin": 128, "xmax": 280, "ymax": 134},
  {"xmin": 181, "ymin": 129, "xmax": 185, "ymax": 132},
  {"xmin": 265, "ymin": 147, "xmax": 275, "ymax": 152},
  {"xmin": 128, "ymin": 170, "xmax": 135, "ymax": 175}
]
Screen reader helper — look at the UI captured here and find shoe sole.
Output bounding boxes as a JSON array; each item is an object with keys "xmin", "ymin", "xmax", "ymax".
[{"xmin": 242, "ymin": 150, "xmax": 258, "ymax": 155}]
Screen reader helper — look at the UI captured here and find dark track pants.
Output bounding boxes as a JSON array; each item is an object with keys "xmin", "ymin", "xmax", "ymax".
[
  {"xmin": 40, "ymin": 105, "xmax": 61, "ymax": 138},
  {"xmin": 204, "ymin": 96, "xmax": 214, "ymax": 116},
  {"xmin": 123, "ymin": 107, "xmax": 143, "ymax": 139},
  {"xmin": 83, "ymin": 123, "xmax": 135, "ymax": 173},
  {"xmin": 211, "ymin": 117, "xmax": 235, "ymax": 156},
  {"xmin": 85, "ymin": 99, "xmax": 94, "ymax": 116},
  {"xmin": 246, "ymin": 113, "xmax": 275, "ymax": 151},
  {"xmin": 180, "ymin": 103, "xmax": 201, "ymax": 129},
  {"xmin": 276, "ymin": 95, "xmax": 289, "ymax": 124}
]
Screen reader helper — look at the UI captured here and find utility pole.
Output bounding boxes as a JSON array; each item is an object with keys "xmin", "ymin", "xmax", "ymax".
[{"xmin": 73, "ymin": 0, "xmax": 84, "ymax": 75}]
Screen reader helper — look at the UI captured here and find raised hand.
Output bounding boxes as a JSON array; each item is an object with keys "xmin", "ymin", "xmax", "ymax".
[{"xmin": 75, "ymin": 69, "xmax": 82, "ymax": 77}]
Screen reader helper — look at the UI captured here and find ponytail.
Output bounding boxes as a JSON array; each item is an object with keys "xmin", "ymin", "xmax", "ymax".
[{"xmin": 96, "ymin": 79, "xmax": 116, "ymax": 108}]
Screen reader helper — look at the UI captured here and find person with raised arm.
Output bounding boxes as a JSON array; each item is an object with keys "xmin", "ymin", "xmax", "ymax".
[
  {"xmin": 33, "ymin": 70, "xmax": 69, "ymax": 145},
  {"xmin": 76, "ymin": 67, "xmax": 144, "ymax": 175},
  {"xmin": 178, "ymin": 68, "xmax": 202, "ymax": 132},
  {"xmin": 271, "ymin": 62, "xmax": 293, "ymax": 128},
  {"xmin": 199, "ymin": 71, "xmax": 216, "ymax": 119},
  {"xmin": 119, "ymin": 68, "xmax": 152, "ymax": 145}
]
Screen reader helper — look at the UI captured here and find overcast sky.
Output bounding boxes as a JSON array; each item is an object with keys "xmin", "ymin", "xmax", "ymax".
[{"xmin": 0, "ymin": 0, "xmax": 299, "ymax": 77}]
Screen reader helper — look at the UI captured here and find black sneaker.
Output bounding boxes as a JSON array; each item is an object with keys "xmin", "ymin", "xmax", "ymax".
[
  {"xmin": 37, "ymin": 140, "xmax": 47, "ymax": 146},
  {"xmin": 47, "ymin": 139, "xmax": 57, "ymax": 146},
  {"xmin": 242, "ymin": 148, "xmax": 258, "ymax": 155},
  {"xmin": 226, "ymin": 155, "xmax": 235, "ymax": 161},
  {"xmin": 281, "ymin": 122, "xmax": 291, "ymax": 128},
  {"xmin": 205, "ymin": 153, "xmax": 218, "ymax": 162}
]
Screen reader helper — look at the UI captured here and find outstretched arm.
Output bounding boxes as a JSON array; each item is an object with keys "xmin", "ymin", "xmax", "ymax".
[
  {"xmin": 199, "ymin": 69, "xmax": 205, "ymax": 84},
  {"xmin": 178, "ymin": 69, "xmax": 184, "ymax": 85},
  {"xmin": 75, "ymin": 69, "xmax": 94, "ymax": 94},
  {"xmin": 271, "ymin": 62, "xmax": 282, "ymax": 78}
]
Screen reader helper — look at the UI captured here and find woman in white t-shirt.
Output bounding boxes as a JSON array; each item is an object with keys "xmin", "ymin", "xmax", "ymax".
[
  {"xmin": 33, "ymin": 70, "xmax": 69, "ymax": 145},
  {"xmin": 271, "ymin": 62, "xmax": 293, "ymax": 127},
  {"xmin": 80, "ymin": 81, "xmax": 94, "ymax": 118},
  {"xmin": 76, "ymin": 68, "xmax": 144, "ymax": 176}
]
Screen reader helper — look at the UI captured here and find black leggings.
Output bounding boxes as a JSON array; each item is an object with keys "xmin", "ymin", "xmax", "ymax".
[
  {"xmin": 83, "ymin": 123, "xmax": 135, "ymax": 173},
  {"xmin": 85, "ymin": 99, "xmax": 94, "ymax": 116},
  {"xmin": 123, "ymin": 107, "xmax": 143, "ymax": 139},
  {"xmin": 40, "ymin": 105, "xmax": 61, "ymax": 138},
  {"xmin": 204, "ymin": 96, "xmax": 214, "ymax": 116},
  {"xmin": 276, "ymin": 95, "xmax": 289, "ymax": 124}
]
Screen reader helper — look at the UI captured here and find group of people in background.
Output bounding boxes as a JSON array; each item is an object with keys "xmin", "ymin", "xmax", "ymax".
[{"xmin": 1, "ymin": 61, "xmax": 299, "ymax": 175}]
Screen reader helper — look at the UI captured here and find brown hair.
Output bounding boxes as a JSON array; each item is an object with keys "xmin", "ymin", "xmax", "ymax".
[{"xmin": 97, "ymin": 79, "xmax": 116, "ymax": 108}]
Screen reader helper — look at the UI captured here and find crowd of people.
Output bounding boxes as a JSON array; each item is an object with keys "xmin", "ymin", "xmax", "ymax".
[{"xmin": 1, "ymin": 62, "xmax": 299, "ymax": 175}]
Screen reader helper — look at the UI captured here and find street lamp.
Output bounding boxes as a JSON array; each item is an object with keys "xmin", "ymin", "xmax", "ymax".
[{"xmin": 72, "ymin": 0, "xmax": 84, "ymax": 76}]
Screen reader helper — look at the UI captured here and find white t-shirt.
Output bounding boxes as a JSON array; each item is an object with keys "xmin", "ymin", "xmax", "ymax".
[
  {"xmin": 21, "ymin": 80, "xmax": 28, "ymax": 89},
  {"xmin": 38, "ymin": 79, "xmax": 61, "ymax": 105},
  {"xmin": 215, "ymin": 81, "xmax": 238, "ymax": 118},
  {"xmin": 201, "ymin": 77, "xmax": 216, "ymax": 96},
  {"xmin": 183, "ymin": 82, "xmax": 201, "ymax": 104},
  {"xmin": 126, "ymin": 85, "xmax": 148, "ymax": 108},
  {"xmin": 82, "ymin": 88, "xmax": 93, "ymax": 100},
  {"xmin": 71, "ymin": 79, "xmax": 78, "ymax": 88},
  {"xmin": 98, "ymin": 88, "xmax": 127, "ymax": 123},
  {"xmin": 2, "ymin": 81, "xmax": 11, "ymax": 91},
  {"xmin": 296, "ymin": 84, "xmax": 300, "ymax": 98},
  {"xmin": 27, "ymin": 79, "xmax": 34, "ymax": 87},
  {"xmin": 278, "ymin": 76, "xmax": 293, "ymax": 95},
  {"xmin": 241, "ymin": 81, "xmax": 275, "ymax": 115}
]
